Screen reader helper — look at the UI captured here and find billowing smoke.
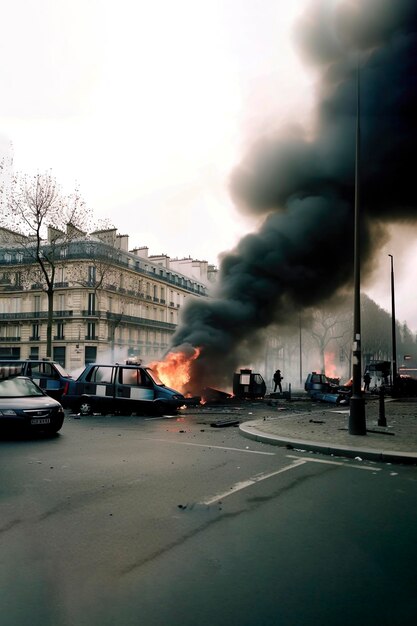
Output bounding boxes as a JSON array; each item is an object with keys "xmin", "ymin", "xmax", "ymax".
[{"xmin": 170, "ymin": 0, "xmax": 417, "ymax": 393}]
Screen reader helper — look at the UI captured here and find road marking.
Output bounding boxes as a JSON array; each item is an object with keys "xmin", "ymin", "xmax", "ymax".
[
  {"xmin": 140, "ymin": 438, "xmax": 276, "ymax": 455},
  {"xmin": 286, "ymin": 454, "xmax": 381, "ymax": 471},
  {"xmin": 201, "ymin": 459, "xmax": 307, "ymax": 505}
]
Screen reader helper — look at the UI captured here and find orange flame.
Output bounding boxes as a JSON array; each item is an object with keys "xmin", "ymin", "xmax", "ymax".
[
  {"xmin": 148, "ymin": 347, "xmax": 201, "ymax": 394},
  {"xmin": 324, "ymin": 352, "xmax": 339, "ymax": 379}
]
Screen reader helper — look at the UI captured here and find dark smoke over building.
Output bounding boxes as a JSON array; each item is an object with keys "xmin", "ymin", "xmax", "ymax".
[{"xmin": 170, "ymin": 0, "xmax": 417, "ymax": 393}]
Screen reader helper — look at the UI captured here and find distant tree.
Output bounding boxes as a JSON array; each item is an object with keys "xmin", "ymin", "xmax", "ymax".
[
  {"xmin": 308, "ymin": 308, "xmax": 352, "ymax": 374},
  {"xmin": 0, "ymin": 171, "xmax": 91, "ymax": 357}
]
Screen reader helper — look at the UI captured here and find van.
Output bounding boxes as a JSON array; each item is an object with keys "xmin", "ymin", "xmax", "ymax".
[
  {"xmin": 61, "ymin": 362, "xmax": 185, "ymax": 416},
  {"xmin": 0, "ymin": 359, "xmax": 73, "ymax": 400}
]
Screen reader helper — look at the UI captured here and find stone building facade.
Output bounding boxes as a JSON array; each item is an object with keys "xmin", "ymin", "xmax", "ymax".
[{"xmin": 0, "ymin": 226, "xmax": 213, "ymax": 373}]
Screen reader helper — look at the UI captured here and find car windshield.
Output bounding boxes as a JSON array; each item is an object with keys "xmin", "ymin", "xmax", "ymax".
[
  {"xmin": 145, "ymin": 368, "xmax": 165, "ymax": 386},
  {"xmin": 0, "ymin": 377, "xmax": 44, "ymax": 398}
]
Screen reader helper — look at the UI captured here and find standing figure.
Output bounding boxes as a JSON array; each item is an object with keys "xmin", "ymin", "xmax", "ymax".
[
  {"xmin": 273, "ymin": 369, "xmax": 283, "ymax": 393},
  {"xmin": 363, "ymin": 371, "xmax": 371, "ymax": 392}
]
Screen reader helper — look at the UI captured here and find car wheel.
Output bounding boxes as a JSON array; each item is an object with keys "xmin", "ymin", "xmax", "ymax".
[
  {"xmin": 79, "ymin": 400, "xmax": 93, "ymax": 416},
  {"xmin": 153, "ymin": 401, "xmax": 168, "ymax": 416}
]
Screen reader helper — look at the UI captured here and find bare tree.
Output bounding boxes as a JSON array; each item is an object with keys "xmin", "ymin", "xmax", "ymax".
[
  {"xmin": 309, "ymin": 308, "xmax": 352, "ymax": 374},
  {"xmin": 0, "ymin": 171, "xmax": 91, "ymax": 357}
]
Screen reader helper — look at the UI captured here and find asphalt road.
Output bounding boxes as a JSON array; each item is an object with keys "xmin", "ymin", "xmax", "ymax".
[{"xmin": 1, "ymin": 410, "xmax": 416, "ymax": 626}]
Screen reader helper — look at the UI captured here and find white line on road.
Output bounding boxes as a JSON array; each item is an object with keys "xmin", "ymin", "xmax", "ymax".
[
  {"xmin": 286, "ymin": 454, "xmax": 381, "ymax": 471},
  {"xmin": 201, "ymin": 459, "xmax": 307, "ymax": 505},
  {"xmin": 139, "ymin": 438, "xmax": 276, "ymax": 455}
]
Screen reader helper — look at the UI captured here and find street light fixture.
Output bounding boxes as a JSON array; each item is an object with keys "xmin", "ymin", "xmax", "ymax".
[
  {"xmin": 388, "ymin": 254, "xmax": 398, "ymax": 395},
  {"xmin": 349, "ymin": 62, "xmax": 367, "ymax": 435}
]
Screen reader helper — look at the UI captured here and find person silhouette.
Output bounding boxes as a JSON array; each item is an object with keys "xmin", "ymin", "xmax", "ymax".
[{"xmin": 273, "ymin": 369, "xmax": 283, "ymax": 393}]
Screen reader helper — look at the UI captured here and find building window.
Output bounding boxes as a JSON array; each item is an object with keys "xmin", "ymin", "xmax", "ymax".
[
  {"xmin": 108, "ymin": 296, "xmax": 113, "ymax": 312},
  {"xmin": 31, "ymin": 324, "xmax": 40, "ymax": 340},
  {"xmin": 12, "ymin": 298, "xmax": 21, "ymax": 313},
  {"xmin": 88, "ymin": 293, "xmax": 96, "ymax": 315},
  {"xmin": 85, "ymin": 346, "xmax": 97, "ymax": 365},
  {"xmin": 60, "ymin": 247, "xmax": 68, "ymax": 258},
  {"xmin": 86, "ymin": 322, "xmax": 96, "ymax": 340},
  {"xmin": 29, "ymin": 346, "xmax": 39, "ymax": 359},
  {"xmin": 34, "ymin": 295, "xmax": 41, "ymax": 315},
  {"xmin": 88, "ymin": 266, "xmax": 96, "ymax": 285},
  {"xmin": 0, "ymin": 347, "xmax": 20, "ymax": 359},
  {"xmin": 4, "ymin": 253, "xmax": 12, "ymax": 263},
  {"xmin": 56, "ymin": 322, "xmax": 65, "ymax": 339},
  {"xmin": 53, "ymin": 346, "xmax": 66, "ymax": 368}
]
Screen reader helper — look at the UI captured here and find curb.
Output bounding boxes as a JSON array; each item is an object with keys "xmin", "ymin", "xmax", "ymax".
[{"xmin": 239, "ymin": 421, "xmax": 417, "ymax": 465}]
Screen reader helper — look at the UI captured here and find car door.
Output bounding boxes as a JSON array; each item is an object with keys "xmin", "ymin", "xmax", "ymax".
[
  {"xmin": 81, "ymin": 365, "xmax": 115, "ymax": 411},
  {"xmin": 115, "ymin": 366, "xmax": 155, "ymax": 414}
]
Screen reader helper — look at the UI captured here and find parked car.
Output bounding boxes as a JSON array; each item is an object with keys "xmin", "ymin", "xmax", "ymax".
[
  {"xmin": 61, "ymin": 362, "xmax": 185, "ymax": 416},
  {"xmin": 0, "ymin": 359, "xmax": 73, "ymax": 400},
  {"xmin": 0, "ymin": 376, "xmax": 65, "ymax": 435}
]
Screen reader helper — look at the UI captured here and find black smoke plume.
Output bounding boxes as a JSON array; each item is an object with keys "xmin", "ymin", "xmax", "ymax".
[{"xmin": 170, "ymin": 0, "xmax": 417, "ymax": 393}]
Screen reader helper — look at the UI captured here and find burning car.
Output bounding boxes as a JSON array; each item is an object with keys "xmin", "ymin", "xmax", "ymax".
[
  {"xmin": 61, "ymin": 362, "xmax": 185, "ymax": 416},
  {"xmin": 304, "ymin": 372, "xmax": 350, "ymax": 404}
]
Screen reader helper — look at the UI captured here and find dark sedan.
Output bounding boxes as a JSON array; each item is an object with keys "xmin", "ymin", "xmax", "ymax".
[{"xmin": 0, "ymin": 376, "xmax": 65, "ymax": 435}]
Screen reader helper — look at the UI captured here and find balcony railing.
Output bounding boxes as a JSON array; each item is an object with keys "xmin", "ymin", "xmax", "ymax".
[
  {"xmin": 0, "ymin": 337, "xmax": 21, "ymax": 342},
  {"xmin": 0, "ymin": 310, "xmax": 73, "ymax": 321},
  {"xmin": 106, "ymin": 311, "xmax": 176, "ymax": 331},
  {"xmin": 1, "ymin": 285, "xmax": 22, "ymax": 291},
  {"xmin": 85, "ymin": 335, "xmax": 99, "ymax": 341}
]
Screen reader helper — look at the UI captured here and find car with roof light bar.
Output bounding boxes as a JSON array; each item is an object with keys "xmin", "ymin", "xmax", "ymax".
[{"xmin": 61, "ymin": 362, "xmax": 185, "ymax": 416}]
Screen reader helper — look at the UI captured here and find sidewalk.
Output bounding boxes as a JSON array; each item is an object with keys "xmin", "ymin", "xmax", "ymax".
[{"xmin": 239, "ymin": 397, "xmax": 417, "ymax": 464}]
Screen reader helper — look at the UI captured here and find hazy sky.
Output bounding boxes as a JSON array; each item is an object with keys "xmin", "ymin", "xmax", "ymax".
[{"xmin": 0, "ymin": 0, "xmax": 415, "ymax": 330}]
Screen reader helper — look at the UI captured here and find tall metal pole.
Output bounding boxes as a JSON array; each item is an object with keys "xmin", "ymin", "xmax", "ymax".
[
  {"xmin": 389, "ymin": 254, "xmax": 398, "ymax": 395},
  {"xmin": 299, "ymin": 314, "xmax": 303, "ymax": 387},
  {"xmin": 349, "ymin": 62, "xmax": 367, "ymax": 435}
]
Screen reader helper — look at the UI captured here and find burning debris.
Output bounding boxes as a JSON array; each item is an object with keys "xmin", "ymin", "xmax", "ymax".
[
  {"xmin": 148, "ymin": 345, "xmax": 201, "ymax": 394},
  {"xmin": 200, "ymin": 387, "xmax": 233, "ymax": 403},
  {"xmin": 158, "ymin": 0, "xmax": 417, "ymax": 394}
]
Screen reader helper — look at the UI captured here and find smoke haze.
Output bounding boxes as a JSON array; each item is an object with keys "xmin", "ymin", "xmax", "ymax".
[{"xmin": 170, "ymin": 0, "xmax": 417, "ymax": 393}]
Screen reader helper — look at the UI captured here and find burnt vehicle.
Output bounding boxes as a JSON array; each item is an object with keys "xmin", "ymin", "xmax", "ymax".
[
  {"xmin": 0, "ymin": 376, "xmax": 65, "ymax": 435},
  {"xmin": 0, "ymin": 359, "xmax": 73, "ymax": 400},
  {"xmin": 61, "ymin": 362, "xmax": 185, "ymax": 416},
  {"xmin": 304, "ymin": 372, "xmax": 350, "ymax": 404},
  {"xmin": 233, "ymin": 369, "xmax": 266, "ymax": 399}
]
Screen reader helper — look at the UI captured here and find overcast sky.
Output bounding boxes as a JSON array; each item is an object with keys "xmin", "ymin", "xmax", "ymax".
[{"xmin": 0, "ymin": 0, "xmax": 415, "ymax": 331}]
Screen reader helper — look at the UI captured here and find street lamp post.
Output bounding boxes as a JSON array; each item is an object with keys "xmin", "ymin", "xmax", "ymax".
[
  {"xmin": 299, "ymin": 314, "xmax": 303, "ymax": 387},
  {"xmin": 389, "ymin": 254, "xmax": 398, "ymax": 395},
  {"xmin": 349, "ymin": 62, "xmax": 367, "ymax": 435}
]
